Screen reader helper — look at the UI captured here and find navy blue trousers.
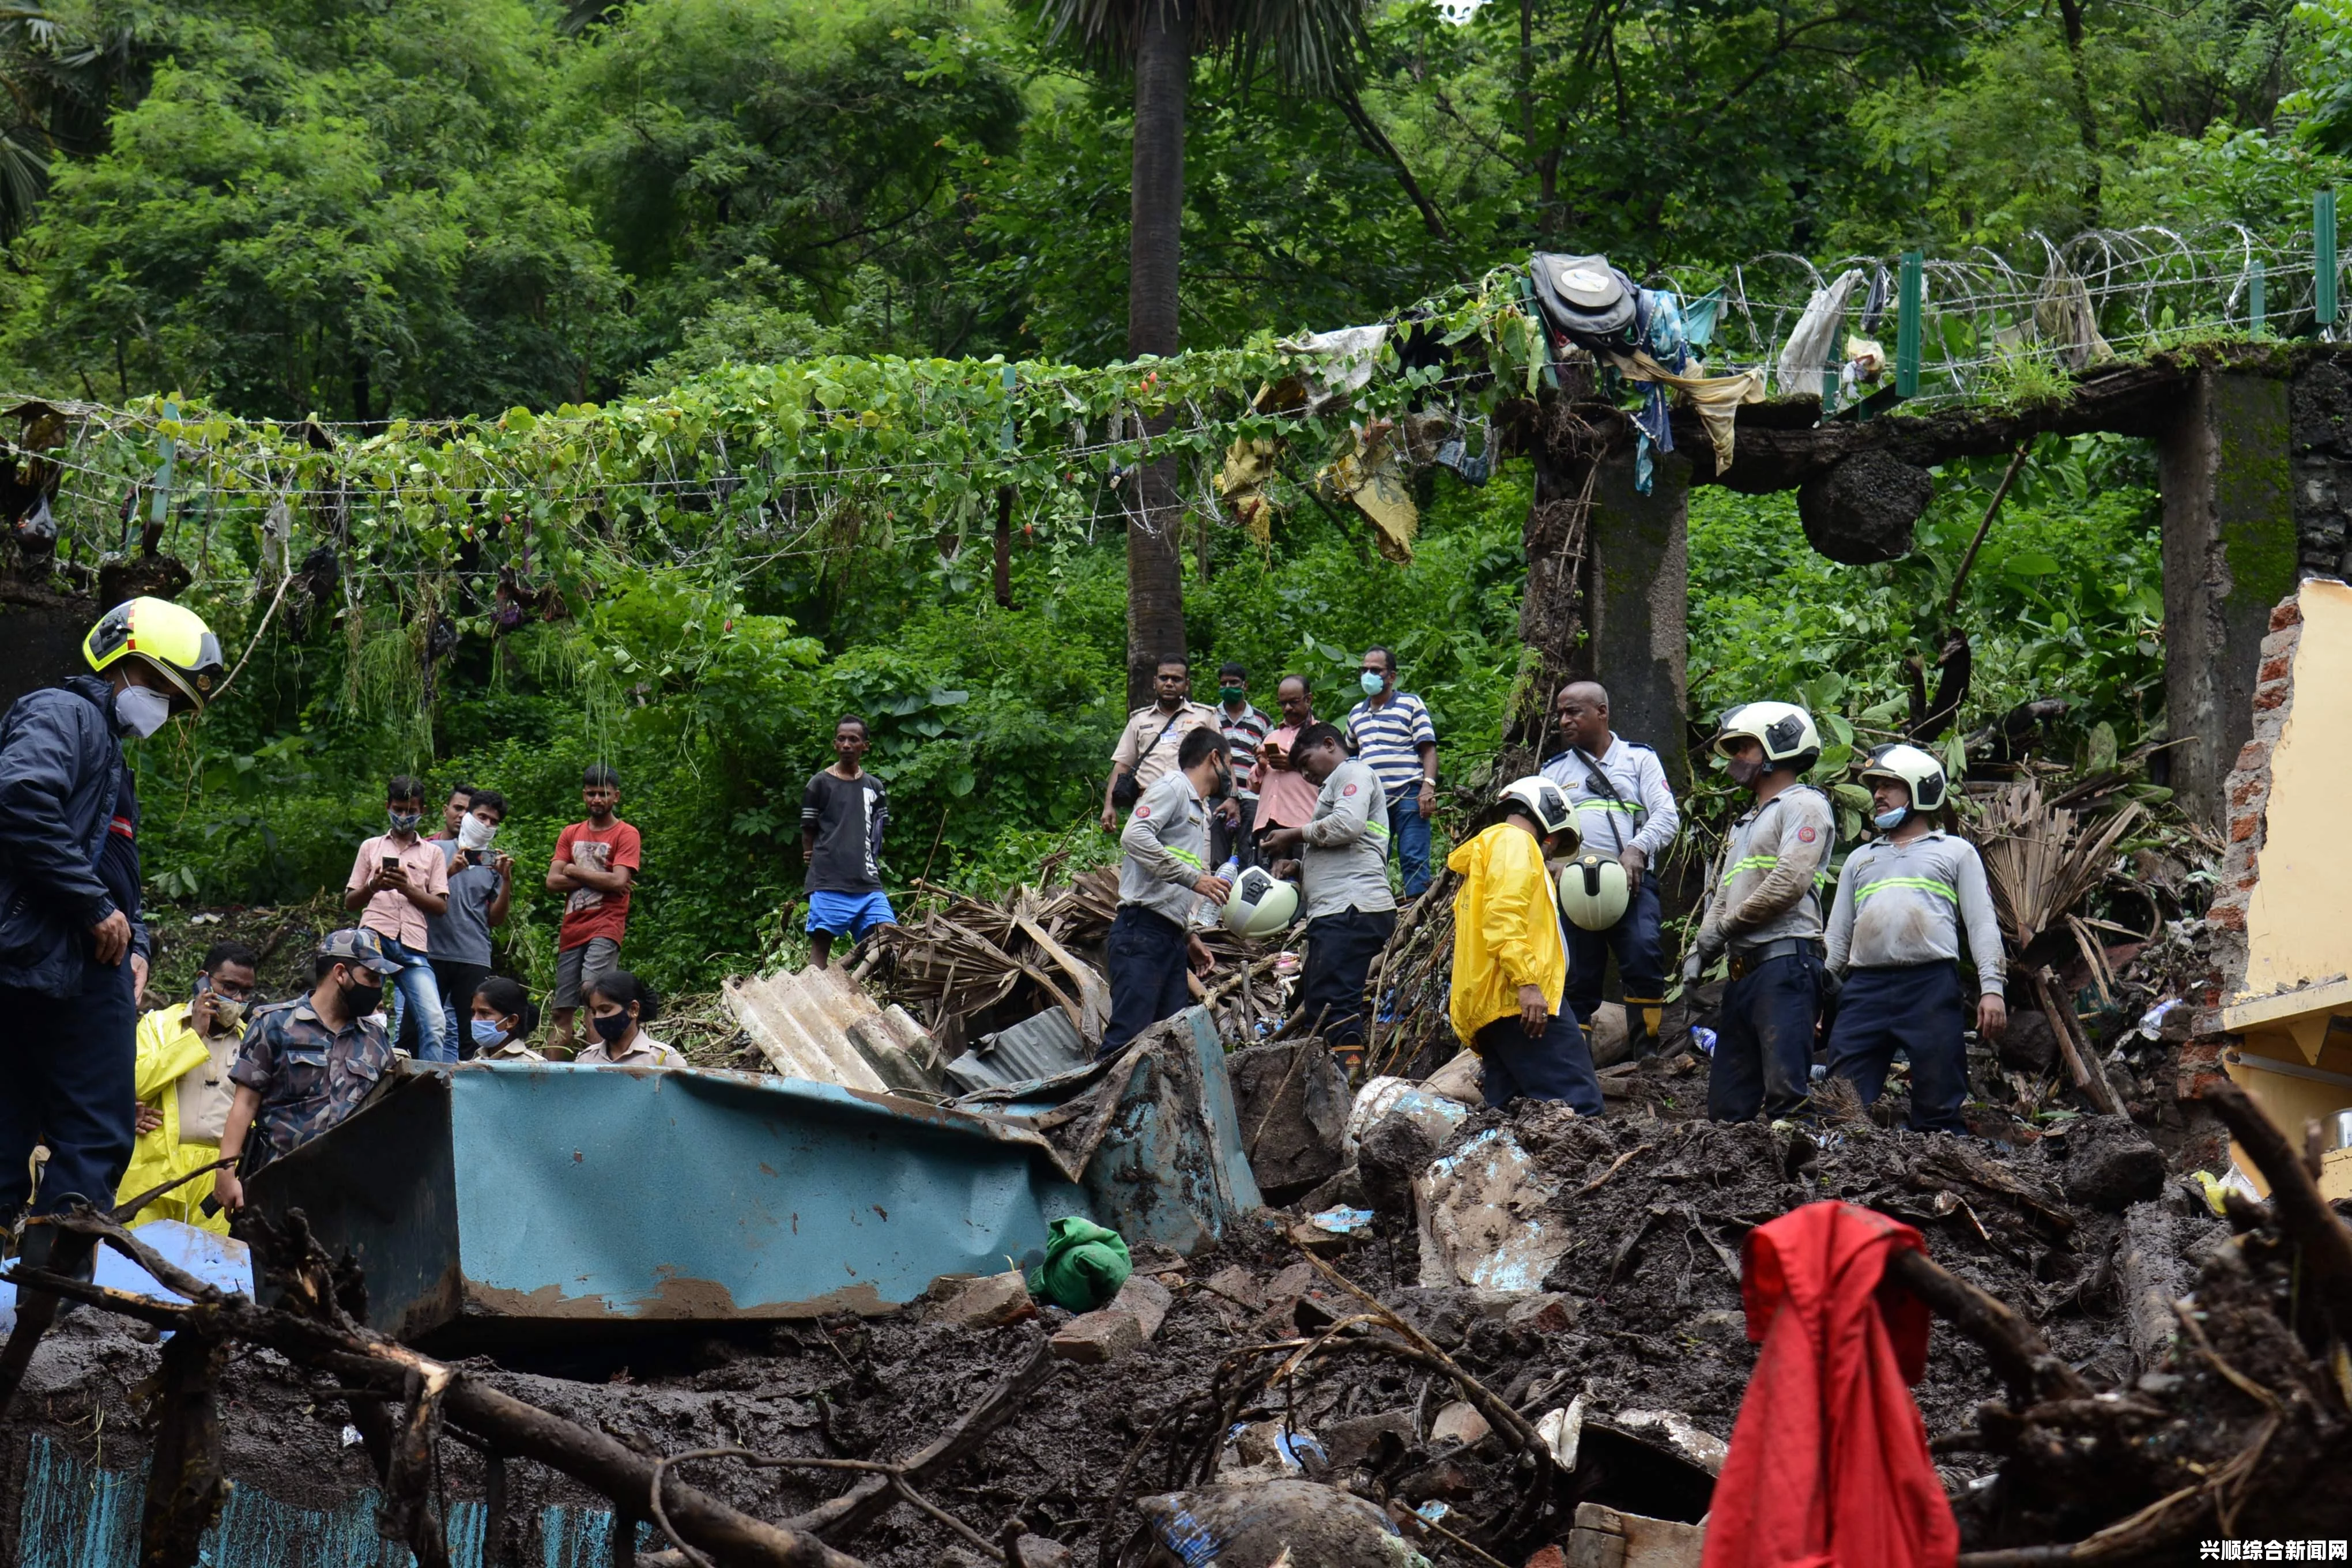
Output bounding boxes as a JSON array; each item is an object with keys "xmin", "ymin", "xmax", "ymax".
[
  {"xmin": 1563, "ymin": 876, "xmax": 1667, "ymax": 1026},
  {"xmin": 1300, "ymin": 907, "xmax": 1395, "ymax": 1046},
  {"xmin": 0, "ymin": 956, "xmax": 137, "ymax": 1218},
  {"xmin": 1708, "ymin": 951, "xmax": 1820, "ymax": 1122},
  {"xmin": 1100, "ymin": 906, "xmax": 1193, "ymax": 1058},
  {"xmin": 1825, "ymin": 960, "xmax": 1972, "ymax": 1132},
  {"xmin": 1475, "ymin": 1011, "xmax": 1604, "ymax": 1117}
]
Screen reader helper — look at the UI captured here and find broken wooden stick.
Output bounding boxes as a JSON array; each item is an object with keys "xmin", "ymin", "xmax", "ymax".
[
  {"xmin": 2201, "ymin": 1080, "xmax": 2352, "ymax": 1339},
  {"xmin": 1883, "ymin": 1247, "xmax": 2090, "ymax": 1405},
  {"xmin": 2031, "ymin": 968, "xmax": 2122, "ymax": 1117},
  {"xmin": 783, "ymin": 1333, "xmax": 1061, "ymax": 1541}
]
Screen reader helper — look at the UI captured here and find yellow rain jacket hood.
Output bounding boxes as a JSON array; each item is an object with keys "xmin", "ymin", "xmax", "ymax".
[
  {"xmin": 116, "ymin": 1004, "xmax": 233, "ymax": 1234},
  {"xmin": 1446, "ymin": 820, "xmax": 1569, "ymax": 1046}
]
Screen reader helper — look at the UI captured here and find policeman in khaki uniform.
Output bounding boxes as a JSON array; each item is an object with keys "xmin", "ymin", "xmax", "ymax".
[
  {"xmin": 1824, "ymin": 744, "xmax": 2008, "ymax": 1132},
  {"xmin": 1685, "ymin": 702, "xmax": 1836, "ymax": 1123}
]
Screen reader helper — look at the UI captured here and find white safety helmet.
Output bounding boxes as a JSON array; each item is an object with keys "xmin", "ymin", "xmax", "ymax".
[
  {"xmin": 1713, "ymin": 701, "xmax": 1822, "ymax": 772},
  {"xmin": 1559, "ymin": 853, "xmax": 1629, "ymax": 932},
  {"xmin": 1859, "ymin": 742, "xmax": 1948, "ymax": 813},
  {"xmin": 1498, "ymin": 776, "xmax": 1581, "ymax": 849},
  {"xmin": 1223, "ymin": 866, "xmax": 1300, "ymax": 938}
]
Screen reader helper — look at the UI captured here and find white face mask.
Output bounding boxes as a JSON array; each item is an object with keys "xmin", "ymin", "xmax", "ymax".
[
  {"xmin": 458, "ymin": 813, "xmax": 499, "ymax": 851},
  {"xmin": 114, "ymin": 685, "xmax": 173, "ymax": 738}
]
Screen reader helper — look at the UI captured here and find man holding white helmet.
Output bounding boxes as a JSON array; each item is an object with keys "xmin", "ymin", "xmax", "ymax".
[
  {"xmin": 1823, "ymin": 744, "xmax": 2007, "ymax": 1132},
  {"xmin": 1259, "ymin": 722, "xmax": 1395, "ymax": 1072},
  {"xmin": 1, "ymin": 597, "xmax": 221, "ymax": 1246},
  {"xmin": 1100, "ymin": 725, "xmax": 1233, "ymax": 1060},
  {"xmin": 1541, "ymin": 680, "xmax": 1679, "ymax": 1048},
  {"xmin": 1686, "ymin": 701, "xmax": 1836, "ymax": 1122},
  {"xmin": 1442, "ymin": 777, "xmax": 1603, "ymax": 1113}
]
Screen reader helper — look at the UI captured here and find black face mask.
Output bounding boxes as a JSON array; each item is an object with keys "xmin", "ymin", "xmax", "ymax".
[
  {"xmin": 341, "ymin": 975, "xmax": 384, "ymax": 1015},
  {"xmin": 592, "ymin": 1012, "xmax": 633, "ymax": 1046},
  {"xmin": 1727, "ymin": 756, "xmax": 1766, "ymax": 787},
  {"xmin": 1208, "ymin": 764, "xmax": 1234, "ymax": 802}
]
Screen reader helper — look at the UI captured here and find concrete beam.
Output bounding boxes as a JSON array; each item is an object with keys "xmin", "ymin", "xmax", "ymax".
[
  {"xmin": 1575, "ymin": 448, "xmax": 1691, "ymax": 785},
  {"xmin": 2161, "ymin": 370, "xmax": 2298, "ymax": 827}
]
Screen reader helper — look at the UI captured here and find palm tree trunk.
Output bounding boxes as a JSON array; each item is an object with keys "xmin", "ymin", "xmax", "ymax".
[{"xmin": 1125, "ymin": 0, "xmax": 1188, "ymax": 711}]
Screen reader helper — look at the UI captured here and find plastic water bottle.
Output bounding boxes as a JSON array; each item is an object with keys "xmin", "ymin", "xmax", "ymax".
[
  {"xmin": 1692, "ymin": 1026, "xmax": 1718, "ymax": 1057},
  {"xmin": 1220, "ymin": 855, "xmax": 1241, "ymax": 884}
]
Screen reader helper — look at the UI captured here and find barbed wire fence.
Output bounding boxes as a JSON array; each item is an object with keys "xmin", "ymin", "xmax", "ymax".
[{"xmin": 0, "ymin": 212, "xmax": 2342, "ymax": 610}]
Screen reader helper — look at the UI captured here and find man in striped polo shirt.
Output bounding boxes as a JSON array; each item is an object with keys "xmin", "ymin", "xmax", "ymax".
[
  {"xmin": 1823, "ymin": 744, "xmax": 2006, "ymax": 1132},
  {"xmin": 1211, "ymin": 661, "xmax": 1272, "ymax": 870},
  {"xmin": 1344, "ymin": 646, "xmax": 1438, "ymax": 898}
]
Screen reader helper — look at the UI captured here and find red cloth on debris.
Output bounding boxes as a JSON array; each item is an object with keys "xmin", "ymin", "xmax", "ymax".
[{"xmin": 1699, "ymin": 1200, "xmax": 1958, "ymax": 1568}]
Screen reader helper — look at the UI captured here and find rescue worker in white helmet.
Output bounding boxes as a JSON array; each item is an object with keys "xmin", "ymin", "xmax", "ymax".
[
  {"xmin": 1443, "ymin": 777, "xmax": 1604, "ymax": 1113},
  {"xmin": 1258, "ymin": 722, "xmax": 1397, "ymax": 1076},
  {"xmin": 1823, "ymin": 744, "xmax": 2007, "ymax": 1132},
  {"xmin": 1684, "ymin": 701, "xmax": 1835, "ymax": 1122},
  {"xmin": 1, "ymin": 597, "xmax": 222, "ymax": 1260},
  {"xmin": 1541, "ymin": 680, "xmax": 1679, "ymax": 1050}
]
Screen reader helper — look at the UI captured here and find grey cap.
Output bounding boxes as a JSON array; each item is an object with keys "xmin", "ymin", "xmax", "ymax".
[{"xmin": 318, "ymin": 928, "xmax": 401, "ymax": 975}]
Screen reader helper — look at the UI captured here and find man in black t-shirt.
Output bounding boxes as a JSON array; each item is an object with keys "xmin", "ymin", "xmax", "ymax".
[{"xmin": 801, "ymin": 715, "xmax": 896, "ymax": 967}]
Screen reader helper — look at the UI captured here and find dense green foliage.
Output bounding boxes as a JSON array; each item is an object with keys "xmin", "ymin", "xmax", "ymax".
[
  {"xmin": 0, "ymin": 0, "xmax": 2289, "ymax": 989},
  {"xmin": 133, "ymin": 463, "xmax": 1533, "ymax": 989}
]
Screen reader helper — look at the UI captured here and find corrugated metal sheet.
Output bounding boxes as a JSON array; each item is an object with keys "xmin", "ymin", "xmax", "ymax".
[
  {"xmin": 722, "ymin": 963, "xmax": 946, "ymax": 1095},
  {"xmin": 944, "ymin": 1005, "xmax": 1092, "ymax": 1092},
  {"xmin": 246, "ymin": 1062, "xmax": 1087, "ymax": 1343}
]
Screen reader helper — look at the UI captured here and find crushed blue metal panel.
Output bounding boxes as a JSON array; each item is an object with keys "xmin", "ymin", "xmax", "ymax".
[
  {"xmin": 247, "ymin": 1062, "xmax": 1088, "ymax": 1341},
  {"xmin": 1079, "ymin": 1008, "xmax": 1262, "ymax": 1253},
  {"xmin": 949, "ymin": 1008, "xmax": 1265, "ymax": 1256},
  {"xmin": 10, "ymin": 1434, "xmax": 650, "ymax": 1568}
]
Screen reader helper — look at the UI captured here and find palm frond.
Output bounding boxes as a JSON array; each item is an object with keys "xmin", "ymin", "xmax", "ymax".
[
  {"xmin": 1022, "ymin": 0, "xmax": 1369, "ymax": 91},
  {"xmin": 1976, "ymin": 779, "xmax": 2142, "ymax": 952}
]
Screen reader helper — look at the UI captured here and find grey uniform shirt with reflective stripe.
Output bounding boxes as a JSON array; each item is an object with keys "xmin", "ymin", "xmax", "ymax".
[
  {"xmin": 1824, "ymin": 830, "xmax": 2007, "ymax": 996},
  {"xmin": 1539, "ymin": 738, "xmax": 1680, "ymax": 860},
  {"xmin": 1698, "ymin": 784, "xmax": 1836, "ymax": 955},
  {"xmin": 1118, "ymin": 768, "xmax": 1209, "ymax": 926},
  {"xmin": 1300, "ymin": 760, "xmax": 1396, "ymax": 920}
]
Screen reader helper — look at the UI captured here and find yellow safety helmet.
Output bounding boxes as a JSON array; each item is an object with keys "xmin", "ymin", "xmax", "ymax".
[
  {"xmin": 84, "ymin": 597, "xmax": 225, "ymax": 711},
  {"xmin": 1559, "ymin": 853, "xmax": 1630, "ymax": 932}
]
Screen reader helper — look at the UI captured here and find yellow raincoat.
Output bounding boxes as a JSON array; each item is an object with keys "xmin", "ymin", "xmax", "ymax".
[
  {"xmin": 116, "ymin": 1005, "xmax": 234, "ymax": 1234},
  {"xmin": 1446, "ymin": 821, "xmax": 1570, "ymax": 1047}
]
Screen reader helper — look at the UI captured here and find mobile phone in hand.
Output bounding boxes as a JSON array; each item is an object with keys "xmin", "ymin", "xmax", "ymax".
[{"xmin": 382, "ymin": 856, "xmax": 401, "ymax": 876}]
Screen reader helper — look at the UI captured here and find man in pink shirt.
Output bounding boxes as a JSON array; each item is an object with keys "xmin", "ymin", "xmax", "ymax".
[
  {"xmin": 342, "ymin": 774, "xmax": 453, "ymax": 1061},
  {"xmin": 1249, "ymin": 675, "xmax": 1320, "ymax": 853}
]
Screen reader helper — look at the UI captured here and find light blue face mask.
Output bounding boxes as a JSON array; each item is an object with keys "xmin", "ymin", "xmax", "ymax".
[
  {"xmin": 1874, "ymin": 807, "xmax": 1908, "ymax": 832},
  {"xmin": 469, "ymin": 1018, "xmax": 507, "ymax": 1049},
  {"xmin": 1359, "ymin": 670, "xmax": 1385, "ymax": 698}
]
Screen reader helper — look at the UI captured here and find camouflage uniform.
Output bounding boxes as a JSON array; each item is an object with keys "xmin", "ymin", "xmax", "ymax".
[{"xmin": 228, "ymin": 997, "xmax": 393, "ymax": 1163}]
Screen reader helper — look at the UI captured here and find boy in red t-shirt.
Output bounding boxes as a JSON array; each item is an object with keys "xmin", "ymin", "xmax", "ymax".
[{"xmin": 545, "ymin": 763, "xmax": 641, "ymax": 1054}]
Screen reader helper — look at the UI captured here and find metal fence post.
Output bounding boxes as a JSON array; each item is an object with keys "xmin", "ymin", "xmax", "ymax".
[
  {"xmin": 2318, "ymin": 190, "xmax": 2339, "ymax": 333},
  {"xmin": 2251, "ymin": 258, "xmax": 2267, "ymax": 339},
  {"xmin": 1896, "ymin": 250, "xmax": 1923, "ymax": 399}
]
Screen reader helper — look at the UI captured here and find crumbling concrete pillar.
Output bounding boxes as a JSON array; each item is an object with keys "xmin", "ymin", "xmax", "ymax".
[
  {"xmin": 2160, "ymin": 370, "xmax": 2297, "ymax": 827},
  {"xmin": 1576, "ymin": 447, "xmax": 1691, "ymax": 785}
]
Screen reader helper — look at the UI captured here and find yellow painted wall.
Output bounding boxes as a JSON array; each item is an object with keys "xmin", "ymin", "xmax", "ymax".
[
  {"xmin": 2240, "ymin": 579, "xmax": 2352, "ymax": 1000},
  {"xmin": 2226, "ymin": 1030, "xmax": 2352, "ymax": 1197}
]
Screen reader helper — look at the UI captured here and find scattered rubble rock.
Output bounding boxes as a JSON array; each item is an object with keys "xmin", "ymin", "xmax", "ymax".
[
  {"xmin": 1230, "ymin": 1042, "xmax": 1353, "ymax": 1200},
  {"xmin": 1563, "ymin": 1502, "xmax": 1706, "ymax": 1568},
  {"xmin": 1012, "ymin": 1535, "xmax": 1072, "ymax": 1568},
  {"xmin": 1993, "ymin": 1008, "xmax": 2059, "ymax": 1075},
  {"xmin": 1050, "ymin": 1306, "xmax": 1144, "ymax": 1365},
  {"xmin": 2059, "ymin": 1116, "xmax": 2168, "ymax": 1211},
  {"xmin": 1110, "ymin": 1272, "xmax": 1173, "ymax": 1339},
  {"xmin": 1137, "ymin": 1479, "xmax": 1430, "ymax": 1568},
  {"xmin": 930, "ymin": 1269, "xmax": 1035, "ymax": 1329},
  {"xmin": 1430, "ymin": 1400, "xmax": 1492, "ymax": 1447}
]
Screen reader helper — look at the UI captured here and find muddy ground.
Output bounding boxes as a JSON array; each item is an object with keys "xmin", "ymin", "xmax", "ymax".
[{"xmin": 0, "ymin": 1080, "xmax": 2280, "ymax": 1567}]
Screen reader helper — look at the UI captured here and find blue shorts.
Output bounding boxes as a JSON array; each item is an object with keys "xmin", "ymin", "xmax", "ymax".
[{"xmin": 806, "ymin": 888, "xmax": 897, "ymax": 939}]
